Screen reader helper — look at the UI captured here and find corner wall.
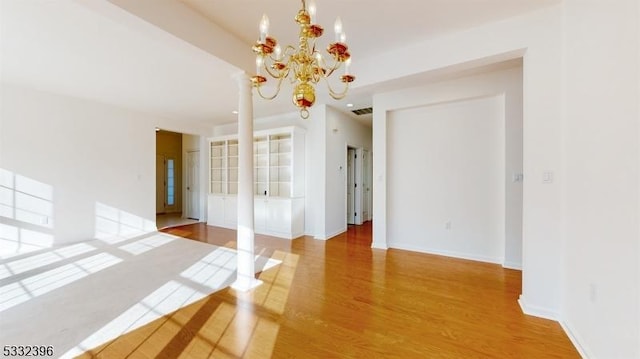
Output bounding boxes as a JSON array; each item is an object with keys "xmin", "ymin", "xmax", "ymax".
[
  {"xmin": 0, "ymin": 84, "xmax": 213, "ymax": 253},
  {"xmin": 323, "ymin": 106, "xmax": 373, "ymax": 239},
  {"xmin": 387, "ymin": 95, "xmax": 506, "ymax": 263},
  {"xmin": 211, "ymin": 105, "xmax": 372, "ymax": 240},
  {"xmin": 0, "ymin": 84, "xmax": 156, "ymax": 247},
  {"xmin": 377, "ymin": 67, "xmax": 523, "ymax": 267},
  {"xmin": 371, "ymin": 4, "xmax": 563, "ymax": 320},
  {"xmin": 561, "ymin": 0, "xmax": 640, "ymax": 357}
]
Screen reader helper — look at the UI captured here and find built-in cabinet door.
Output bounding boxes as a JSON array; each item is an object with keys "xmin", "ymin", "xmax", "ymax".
[
  {"xmin": 267, "ymin": 198, "xmax": 290, "ymax": 234},
  {"xmin": 207, "ymin": 196, "xmax": 225, "ymax": 227},
  {"xmin": 207, "ymin": 127, "xmax": 305, "ymax": 238},
  {"xmin": 223, "ymin": 197, "xmax": 237, "ymax": 228},
  {"xmin": 208, "ymin": 196, "xmax": 225, "ymax": 227},
  {"xmin": 254, "ymin": 198, "xmax": 267, "ymax": 231}
]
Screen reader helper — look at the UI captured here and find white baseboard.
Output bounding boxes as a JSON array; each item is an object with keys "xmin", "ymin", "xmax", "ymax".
[
  {"xmin": 371, "ymin": 242, "xmax": 388, "ymax": 250},
  {"xmin": 502, "ymin": 261, "xmax": 522, "ymax": 270},
  {"xmin": 519, "ymin": 297, "xmax": 593, "ymax": 358},
  {"xmin": 314, "ymin": 227, "xmax": 346, "ymax": 241},
  {"xmin": 389, "ymin": 242, "xmax": 502, "ymax": 264},
  {"xmin": 517, "ymin": 295, "xmax": 559, "ymax": 321},
  {"xmin": 560, "ymin": 320, "xmax": 592, "ymax": 359}
]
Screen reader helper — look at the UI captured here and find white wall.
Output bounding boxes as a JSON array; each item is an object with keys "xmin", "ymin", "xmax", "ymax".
[
  {"xmin": 370, "ymin": 1, "xmax": 639, "ymax": 356},
  {"xmin": 322, "ymin": 105, "xmax": 373, "ymax": 239},
  {"xmin": 0, "ymin": 84, "xmax": 156, "ymax": 247},
  {"xmin": 561, "ymin": 0, "xmax": 640, "ymax": 357},
  {"xmin": 182, "ymin": 133, "xmax": 207, "ymax": 222},
  {"xmin": 210, "ymin": 105, "xmax": 372, "ymax": 240},
  {"xmin": 377, "ymin": 67, "xmax": 524, "ymax": 266},
  {"xmin": 387, "ymin": 95, "xmax": 505, "ymax": 263},
  {"xmin": 0, "ymin": 84, "xmax": 214, "ymax": 253},
  {"xmin": 372, "ymin": 5, "xmax": 563, "ymax": 320}
]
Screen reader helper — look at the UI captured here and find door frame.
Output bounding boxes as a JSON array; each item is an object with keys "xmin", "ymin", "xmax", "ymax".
[
  {"xmin": 345, "ymin": 144, "xmax": 364, "ymax": 227},
  {"xmin": 185, "ymin": 150, "xmax": 200, "ymax": 220},
  {"xmin": 362, "ymin": 149, "xmax": 372, "ymax": 222},
  {"xmin": 156, "ymin": 154, "xmax": 166, "ymax": 214},
  {"xmin": 347, "ymin": 146, "xmax": 357, "ymax": 225}
]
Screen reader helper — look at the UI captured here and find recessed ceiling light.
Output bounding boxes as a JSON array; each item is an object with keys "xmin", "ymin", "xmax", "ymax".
[
  {"xmin": 232, "ymin": 110, "xmax": 239, "ymax": 114},
  {"xmin": 346, "ymin": 103, "xmax": 354, "ymax": 108}
]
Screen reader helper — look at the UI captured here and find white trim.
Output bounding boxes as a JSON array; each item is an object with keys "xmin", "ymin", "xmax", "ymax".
[
  {"xmin": 390, "ymin": 242, "xmax": 502, "ymax": 264},
  {"xmin": 371, "ymin": 242, "xmax": 388, "ymax": 250},
  {"xmin": 517, "ymin": 294, "xmax": 559, "ymax": 321},
  {"xmin": 315, "ymin": 227, "xmax": 346, "ymax": 241},
  {"xmin": 231, "ymin": 278, "xmax": 263, "ymax": 292},
  {"xmin": 502, "ymin": 261, "xmax": 522, "ymax": 270},
  {"xmin": 560, "ymin": 319, "xmax": 592, "ymax": 359}
]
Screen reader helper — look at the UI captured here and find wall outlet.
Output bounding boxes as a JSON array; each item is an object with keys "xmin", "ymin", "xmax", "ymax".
[{"xmin": 445, "ymin": 221, "xmax": 452, "ymax": 230}]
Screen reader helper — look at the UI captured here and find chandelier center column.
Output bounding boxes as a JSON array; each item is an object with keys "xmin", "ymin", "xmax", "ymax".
[{"xmin": 231, "ymin": 72, "xmax": 262, "ymax": 292}]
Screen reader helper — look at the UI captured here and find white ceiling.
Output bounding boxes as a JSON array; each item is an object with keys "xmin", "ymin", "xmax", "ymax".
[
  {"xmin": 1, "ymin": 0, "xmax": 241, "ymax": 124},
  {"xmin": 1, "ymin": 0, "xmax": 558, "ymax": 128}
]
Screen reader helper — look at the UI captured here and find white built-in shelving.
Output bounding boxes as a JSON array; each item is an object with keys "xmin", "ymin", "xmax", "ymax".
[{"xmin": 207, "ymin": 126, "xmax": 305, "ymax": 239}]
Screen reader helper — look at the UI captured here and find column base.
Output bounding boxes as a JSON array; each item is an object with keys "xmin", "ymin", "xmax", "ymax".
[{"xmin": 231, "ymin": 277, "xmax": 263, "ymax": 292}]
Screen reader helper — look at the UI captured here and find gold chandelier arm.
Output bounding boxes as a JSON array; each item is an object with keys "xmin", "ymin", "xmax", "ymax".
[
  {"xmin": 314, "ymin": 53, "xmax": 342, "ymax": 79},
  {"xmin": 263, "ymin": 60, "xmax": 287, "ymax": 79},
  {"xmin": 255, "ymin": 76, "xmax": 286, "ymax": 100},
  {"xmin": 261, "ymin": 45, "xmax": 296, "ymax": 79},
  {"xmin": 323, "ymin": 76, "xmax": 350, "ymax": 100},
  {"xmin": 322, "ymin": 62, "xmax": 341, "ymax": 79},
  {"xmin": 252, "ymin": 1, "xmax": 353, "ymax": 117},
  {"xmin": 267, "ymin": 45, "xmax": 296, "ymax": 63}
]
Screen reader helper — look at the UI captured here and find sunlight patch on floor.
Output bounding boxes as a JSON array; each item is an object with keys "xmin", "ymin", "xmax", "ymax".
[
  {"xmin": 76, "ymin": 250, "xmax": 298, "ymax": 359},
  {"xmin": 0, "ymin": 252, "xmax": 121, "ymax": 312},
  {"xmin": 60, "ymin": 244, "xmax": 281, "ymax": 358}
]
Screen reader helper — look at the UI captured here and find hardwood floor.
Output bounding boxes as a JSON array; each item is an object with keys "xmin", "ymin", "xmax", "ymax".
[
  {"xmin": 156, "ymin": 213, "xmax": 199, "ymax": 230},
  {"xmin": 79, "ymin": 222, "xmax": 579, "ymax": 358}
]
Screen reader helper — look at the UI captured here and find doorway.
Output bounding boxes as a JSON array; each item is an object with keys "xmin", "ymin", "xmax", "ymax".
[
  {"xmin": 156, "ymin": 155, "xmax": 177, "ymax": 214},
  {"xmin": 362, "ymin": 149, "xmax": 371, "ymax": 222},
  {"xmin": 347, "ymin": 147, "xmax": 357, "ymax": 225},
  {"xmin": 156, "ymin": 154, "xmax": 165, "ymax": 214},
  {"xmin": 156, "ymin": 129, "xmax": 182, "ymax": 216}
]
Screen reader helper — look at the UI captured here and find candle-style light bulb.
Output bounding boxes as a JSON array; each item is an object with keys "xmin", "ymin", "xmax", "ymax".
[
  {"xmin": 256, "ymin": 56, "xmax": 263, "ymax": 75},
  {"xmin": 275, "ymin": 45, "xmax": 282, "ymax": 60},
  {"xmin": 340, "ymin": 32, "xmax": 346, "ymax": 44},
  {"xmin": 308, "ymin": 0, "xmax": 316, "ymax": 23},
  {"xmin": 334, "ymin": 16, "xmax": 342, "ymax": 42},
  {"xmin": 345, "ymin": 58, "xmax": 351, "ymax": 74},
  {"xmin": 259, "ymin": 14, "xmax": 269, "ymax": 43}
]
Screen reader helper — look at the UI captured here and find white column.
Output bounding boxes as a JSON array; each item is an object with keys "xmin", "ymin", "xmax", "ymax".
[{"xmin": 231, "ymin": 73, "xmax": 262, "ymax": 291}]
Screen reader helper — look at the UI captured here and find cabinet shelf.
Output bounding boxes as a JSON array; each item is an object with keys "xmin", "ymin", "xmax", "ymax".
[{"xmin": 208, "ymin": 126, "xmax": 304, "ymax": 239}]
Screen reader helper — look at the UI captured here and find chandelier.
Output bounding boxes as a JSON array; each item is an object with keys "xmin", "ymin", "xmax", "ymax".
[{"xmin": 250, "ymin": 0, "xmax": 355, "ymax": 119}]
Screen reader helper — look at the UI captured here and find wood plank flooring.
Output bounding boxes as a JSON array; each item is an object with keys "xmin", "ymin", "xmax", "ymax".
[{"xmin": 79, "ymin": 222, "xmax": 579, "ymax": 358}]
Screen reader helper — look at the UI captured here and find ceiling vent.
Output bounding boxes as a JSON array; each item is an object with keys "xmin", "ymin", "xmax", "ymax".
[{"xmin": 351, "ymin": 107, "xmax": 373, "ymax": 116}]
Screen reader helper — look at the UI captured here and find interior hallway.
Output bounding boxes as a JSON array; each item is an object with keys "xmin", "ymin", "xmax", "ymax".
[{"xmin": 80, "ymin": 222, "xmax": 579, "ymax": 358}]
